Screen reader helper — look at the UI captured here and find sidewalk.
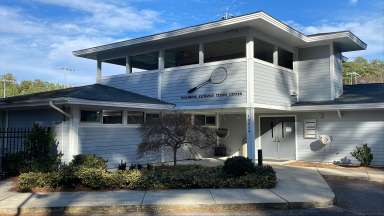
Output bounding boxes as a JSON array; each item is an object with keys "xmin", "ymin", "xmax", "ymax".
[
  {"xmin": 284, "ymin": 161, "xmax": 384, "ymax": 183},
  {"xmin": 0, "ymin": 165, "xmax": 334, "ymax": 215}
]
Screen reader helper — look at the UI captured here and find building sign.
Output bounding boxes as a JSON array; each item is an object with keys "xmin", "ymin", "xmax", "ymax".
[{"xmin": 181, "ymin": 92, "xmax": 243, "ymax": 100}]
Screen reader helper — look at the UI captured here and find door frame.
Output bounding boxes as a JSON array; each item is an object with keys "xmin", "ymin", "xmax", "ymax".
[{"xmin": 258, "ymin": 114, "xmax": 297, "ymax": 160}]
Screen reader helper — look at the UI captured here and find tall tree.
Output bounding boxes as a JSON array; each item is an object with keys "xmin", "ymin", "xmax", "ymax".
[
  {"xmin": 0, "ymin": 73, "xmax": 65, "ymax": 98},
  {"xmin": 343, "ymin": 57, "xmax": 384, "ymax": 84},
  {"xmin": 137, "ymin": 113, "xmax": 216, "ymax": 166}
]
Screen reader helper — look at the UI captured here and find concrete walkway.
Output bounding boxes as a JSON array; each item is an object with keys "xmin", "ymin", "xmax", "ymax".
[{"xmin": 0, "ymin": 166, "xmax": 334, "ymax": 215}]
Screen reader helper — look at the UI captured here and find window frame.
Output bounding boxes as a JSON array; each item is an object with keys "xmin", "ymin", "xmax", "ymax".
[
  {"xmin": 102, "ymin": 110, "xmax": 123, "ymax": 125},
  {"xmin": 80, "ymin": 110, "xmax": 102, "ymax": 124},
  {"xmin": 194, "ymin": 114, "xmax": 216, "ymax": 127}
]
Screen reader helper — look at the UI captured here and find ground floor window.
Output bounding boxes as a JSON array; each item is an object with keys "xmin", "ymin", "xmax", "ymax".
[
  {"xmin": 194, "ymin": 115, "xmax": 216, "ymax": 126},
  {"xmin": 80, "ymin": 110, "xmax": 101, "ymax": 123},
  {"xmin": 146, "ymin": 113, "xmax": 160, "ymax": 122},
  {"xmin": 102, "ymin": 110, "xmax": 122, "ymax": 124},
  {"xmin": 127, "ymin": 111, "xmax": 144, "ymax": 124}
]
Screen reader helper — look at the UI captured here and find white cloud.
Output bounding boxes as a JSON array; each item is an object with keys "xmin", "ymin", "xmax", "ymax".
[
  {"xmin": 286, "ymin": 15, "xmax": 384, "ymax": 60},
  {"xmin": 0, "ymin": 2, "xmax": 164, "ymax": 85}
]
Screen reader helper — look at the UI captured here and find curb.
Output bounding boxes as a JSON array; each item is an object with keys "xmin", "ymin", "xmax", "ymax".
[{"xmin": 0, "ymin": 200, "xmax": 334, "ymax": 216}]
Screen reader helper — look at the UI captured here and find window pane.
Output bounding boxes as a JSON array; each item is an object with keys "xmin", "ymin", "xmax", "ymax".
[
  {"xmin": 80, "ymin": 110, "xmax": 101, "ymax": 123},
  {"xmin": 165, "ymin": 45, "xmax": 199, "ymax": 68},
  {"xmin": 205, "ymin": 116, "xmax": 216, "ymax": 126},
  {"xmin": 194, "ymin": 115, "xmax": 206, "ymax": 125},
  {"xmin": 278, "ymin": 48, "xmax": 293, "ymax": 69},
  {"xmin": 131, "ymin": 52, "xmax": 159, "ymax": 71},
  {"xmin": 146, "ymin": 113, "xmax": 160, "ymax": 122},
  {"xmin": 127, "ymin": 111, "xmax": 144, "ymax": 124},
  {"xmin": 102, "ymin": 110, "xmax": 122, "ymax": 124},
  {"xmin": 254, "ymin": 38, "xmax": 274, "ymax": 63},
  {"xmin": 204, "ymin": 37, "xmax": 246, "ymax": 63}
]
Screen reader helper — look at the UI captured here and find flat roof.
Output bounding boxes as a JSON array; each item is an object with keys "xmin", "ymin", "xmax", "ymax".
[
  {"xmin": 294, "ymin": 83, "xmax": 384, "ymax": 106},
  {"xmin": 73, "ymin": 11, "xmax": 366, "ymax": 59}
]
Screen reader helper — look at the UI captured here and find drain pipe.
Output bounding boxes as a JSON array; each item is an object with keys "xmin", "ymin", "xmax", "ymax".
[{"xmin": 49, "ymin": 100, "xmax": 71, "ymax": 118}]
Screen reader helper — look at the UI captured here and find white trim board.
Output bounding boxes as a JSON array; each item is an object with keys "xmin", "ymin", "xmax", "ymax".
[{"xmin": 73, "ymin": 11, "xmax": 366, "ymax": 58}]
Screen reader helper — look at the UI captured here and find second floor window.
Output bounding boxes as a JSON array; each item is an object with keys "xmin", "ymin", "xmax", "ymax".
[
  {"xmin": 131, "ymin": 52, "xmax": 159, "ymax": 71},
  {"xmin": 254, "ymin": 38, "xmax": 274, "ymax": 64},
  {"xmin": 278, "ymin": 48, "xmax": 293, "ymax": 69},
  {"xmin": 204, "ymin": 37, "xmax": 246, "ymax": 63},
  {"xmin": 164, "ymin": 45, "xmax": 199, "ymax": 68}
]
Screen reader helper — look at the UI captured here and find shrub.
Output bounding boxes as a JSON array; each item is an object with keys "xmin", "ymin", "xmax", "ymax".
[
  {"xmin": 69, "ymin": 154, "xmax": 107, "ymax": 170},
  {"xmin": 351, "ymin": 144, "xmax": 373, "ymax": 166},
  {"xmin": 74, "ymin": 167, "xmax": 110, "ymax": 189},
  {"xmin": 223, "ymin": 156, "xmax": 256, "ymax": 177},
  {"xmin": 24, "ymin": 124, "xmax": 62, "ymax": 172},
  {"xmin": 18, "ymin": 172, "xmax": 60, "ymax": 192},
  {"xmin": 118, "ymin": 160, "xmax": 127, "ymax": 171},
  {"xmin": 118, "ymin": 170, "xmax": 144, "ymax": 189}
]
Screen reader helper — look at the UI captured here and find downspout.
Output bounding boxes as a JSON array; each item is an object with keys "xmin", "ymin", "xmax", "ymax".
[
  {"xmin": 49, "ymin": 100, "xmax": 71, "ymax": 118},
  {"xmin": 336, "ymin": 110, "xmax": 343, "ymax": 120}
]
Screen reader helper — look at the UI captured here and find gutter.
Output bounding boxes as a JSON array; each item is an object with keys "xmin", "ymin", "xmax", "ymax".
[{"xmin": 49, "ymin": 100, "xmax": 71, "ymax": 118}]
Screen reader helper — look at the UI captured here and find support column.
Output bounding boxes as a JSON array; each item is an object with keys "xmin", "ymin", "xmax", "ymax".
[
  {"xmin": 158, "ymin": 50, "xmax": 164, "ymax": 99},
  {"xmin": 198, "ymin": 43, "xmax": 204, "ymax": 65},
  {"xmin": 96, "ymin": 60, "xmax": 102, "ymax": 82},
  {"xmin": 67, "ymin": 105, "xmax": 80, "ymax": 162},
  {"xmin": 126, "ymin": 56, "xmax": 132, "ymax": 74},
  {"xmin": 273, "ymin": 46, "xmax": 278, "ymax": 66},
  {"xmin": 246, "ymin": 107, "xmax": 255, "ymax": 162}
]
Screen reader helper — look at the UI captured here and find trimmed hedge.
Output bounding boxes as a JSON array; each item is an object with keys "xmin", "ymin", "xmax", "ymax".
[
  {"xmin": 17, "ymin": 154, "xmax": 276, "ymax": 192},
  {"xmin": 17, "ymin": 165, "xmax": 276, "ymax": 192}
]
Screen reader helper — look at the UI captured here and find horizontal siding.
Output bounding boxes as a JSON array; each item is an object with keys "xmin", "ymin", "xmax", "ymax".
[
  {"xmin": 161, "ymin": 61, "xmax": 247, "ymax": 106},
  {"xmin": 99, "ymin": 72, "xmax": 159, "ymax": 98},
  {"xmin": 7, "ymin": 109, "xmax": 64, "ymax": 128},
  {"xmin": 298, "ymin": 45, "xmax": 331, "ymax": 101},
  {"xmin": 296, "ymin": 111, "xmax": 384, "ymax": 166},
  {"xmin": 254, "ymin": 61, "xmax": 297, "ymax": 106},
  {"xmin": 78, "ymin": 126, "xmax": 201, "ymax": 168}
]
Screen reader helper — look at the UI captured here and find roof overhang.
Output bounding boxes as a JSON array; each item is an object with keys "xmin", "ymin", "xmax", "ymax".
[
  {"xmin": 73, "ymin": 11, "xmax": 366, "ymax": 59},
  {"xmin": 0, "ymin": 97, "xmax": 175, "ymax": 110}
]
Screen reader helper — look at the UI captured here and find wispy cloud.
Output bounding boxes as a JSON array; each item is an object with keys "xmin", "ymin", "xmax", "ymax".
[
  {"xmin": 286, "ymin": 13, "xmax": 384, "ymax": 60},
  {"xmin": 0, "ymin": 1, "xmax": 164, "ymax": 85}
]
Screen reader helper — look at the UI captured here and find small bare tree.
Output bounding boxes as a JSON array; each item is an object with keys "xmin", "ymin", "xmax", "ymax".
[{"xmin": 137, "ymin": 113, "xmax": 216, "ymax": 166}]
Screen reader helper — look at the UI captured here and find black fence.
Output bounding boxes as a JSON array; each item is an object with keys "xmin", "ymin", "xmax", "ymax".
[{"xmin": 0, "ymin": 128, "xmax": 32, "ymax": 179}]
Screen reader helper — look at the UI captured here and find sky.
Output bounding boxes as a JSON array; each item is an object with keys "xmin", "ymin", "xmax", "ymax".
[{"xmin": 0, "ymin": 0, "xmax": 383, "ymax": 86}]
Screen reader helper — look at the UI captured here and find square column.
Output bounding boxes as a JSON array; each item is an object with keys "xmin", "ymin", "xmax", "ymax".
[{"xmin": 246, "ymin": 107, "xmax": 255, "ymax": 161}]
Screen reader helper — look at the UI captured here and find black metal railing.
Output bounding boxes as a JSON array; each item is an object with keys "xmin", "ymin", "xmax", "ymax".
[{"xmin": 0, "ymin": 128, "xmax": 32, "ymax": 179}]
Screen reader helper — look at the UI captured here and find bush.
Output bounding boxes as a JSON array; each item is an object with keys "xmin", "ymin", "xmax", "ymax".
[
  {"xmin": 74, "ymin": 167, "xmax": 110, "ymax": 189},
  {"xmin": 223, "ymin": 156, "xmax": 256, "ymax": 177},
  {"xmin": 18, "ymin": 172, "xmax": 60, "ymax": 192},
  {"xmin": 351, "ymin": 144, "xmax": 373, "ymax": 166},
  {"xmin": 3, "ymin": 152, "xmax": 27, "ymax": 176},
  {"xmin": 24, "ymin": 124, "xmax": 62, "ymax": 172},
  {"xmin": 69, "ymin": 154, "xmax": 107, "ymax": 170}
]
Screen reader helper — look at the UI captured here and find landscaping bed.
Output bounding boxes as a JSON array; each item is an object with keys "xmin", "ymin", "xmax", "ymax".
[{"xmin": 17, "ymin": 155, "xmax": 277, "ymax": 192}]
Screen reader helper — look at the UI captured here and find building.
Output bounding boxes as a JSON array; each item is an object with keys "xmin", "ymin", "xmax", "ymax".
[{"xmin": 1, "ymin": 11, "xmax": 383, "ymax": 167}]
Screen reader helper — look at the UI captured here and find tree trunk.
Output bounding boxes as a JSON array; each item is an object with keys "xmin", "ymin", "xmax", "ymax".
[{"xmin": 173, "ymin": 148, "xmax": 177, "ymax": 166}]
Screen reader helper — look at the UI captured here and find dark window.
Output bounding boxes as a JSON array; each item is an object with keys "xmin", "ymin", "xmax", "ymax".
[
  {"xmin": 102, "ymin": 110, "xmax": 122, "ymax": 124},
  {"xmin": 146, "ymin": 113, "xmax": 160, "ymax": 122},
  {"xmin": 80, "ymin": 110, "xmax": 101, "ymax": 123},
  {"xmin": 278, "ymin": 48, "xmax": 293, "ymax": 69},
  {"xmin": 127, "ymin": 111, "xmax": 144, "ymax": 124},
  {"xmin": 130, "ymin": 52, "xmax": 159, "ymax": 71},
  {"xmin": 165, "ymin": 45, "xmax": 199, "ymax": 68},
  {"xmin": 194, "ymin": 115, "xmax": 216, "ymax": 126},
  {"xmin": 205, "ymin": 116, "xmax": 216, "ymax": 126},
  {"xmin": 194, "ymin": 115, "xmax": 206, "ymax": 126},
  {"xmin": 204, "ymin": 37, "xmax": 246, "ymax": 63},
  {"xmin": 254, "ymin": 38, "xmax": 274, "ymax": 63}
]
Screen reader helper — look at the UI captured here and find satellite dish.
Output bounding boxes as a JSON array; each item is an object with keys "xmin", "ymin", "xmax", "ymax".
[{"xmin": 319, "ymin": 135, "xmax": 332, "ymax": 145}]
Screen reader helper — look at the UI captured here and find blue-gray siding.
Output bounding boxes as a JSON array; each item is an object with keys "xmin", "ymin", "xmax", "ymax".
[
  {"xmin": 161, "ymin": 61, "xmax": 247, "ymax": 106},
  {"xmin": 295, "ymin": 111, "xmax": 384, "ymax": 166},
  {"xmin": 254, "ymin": 61, "xmax": 297, "ymax": 106},
  {"xmin": 7, "ymin": 109, "xmax": 63, "ymax": 128},
  {"xmin": 297, "ymin": 45, "xmax": 332, "ymax": 101}
]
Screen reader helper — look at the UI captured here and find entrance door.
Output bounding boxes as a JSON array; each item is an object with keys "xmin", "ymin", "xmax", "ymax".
[{"xmin": 260, "ymin": 117, "xmax": 296, "ymax": 160}]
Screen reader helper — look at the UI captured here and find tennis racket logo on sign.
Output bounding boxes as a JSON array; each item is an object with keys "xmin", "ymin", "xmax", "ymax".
[{"xmin": 187, "ymin": 67, "xmax": 228, "ymax": 94}]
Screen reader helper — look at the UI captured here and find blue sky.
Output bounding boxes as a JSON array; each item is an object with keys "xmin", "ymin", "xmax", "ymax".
[{"xmin": 0, "ymin": 0, "xmax": 383, "ymax": 85}]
